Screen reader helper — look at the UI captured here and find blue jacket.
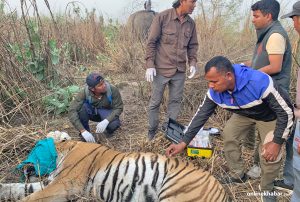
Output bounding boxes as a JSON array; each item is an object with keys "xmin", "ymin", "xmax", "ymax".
[{"xmin": 183, "ymin": 65, "xmax": 294, "ymax": 144}]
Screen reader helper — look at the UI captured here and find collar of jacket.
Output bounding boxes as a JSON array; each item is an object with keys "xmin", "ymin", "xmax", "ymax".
[
  {"xmin": 171, "ymin": 7, "xmax": 192, "ymax": 23},
  {"xmin": 255, "ymin": 20, "xmax": 281, "ymax": 43},
  {"xmin": 232, "ymin": 64, "xmax": 251, "ymax": 92}
]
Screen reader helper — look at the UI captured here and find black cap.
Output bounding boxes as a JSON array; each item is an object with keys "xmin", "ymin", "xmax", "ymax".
[
  {"xmin": 172, "ymin": 0, "xmax": 180, "ymax": 8},
  {"xmin": 281, "ymin": 1, "xmax": 300, "ymax": 19},
  {"xmin": 86, "ymin": 73, "xmax": 103, "ymax": 88}
]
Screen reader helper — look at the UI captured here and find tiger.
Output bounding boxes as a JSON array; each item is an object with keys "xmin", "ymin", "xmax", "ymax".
[{"xmin": 0, "ymin": 140, "xmax": 229, "ymax": 202}]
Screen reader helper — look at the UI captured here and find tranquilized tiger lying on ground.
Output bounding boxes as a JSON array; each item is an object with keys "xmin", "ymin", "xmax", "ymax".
[{"xmin": 0, "ymin": 139, "xmax": 229, "ymax": 202}]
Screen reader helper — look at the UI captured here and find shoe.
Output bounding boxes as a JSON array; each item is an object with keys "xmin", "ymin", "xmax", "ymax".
[
  {"xmin": 274, "ymin": 179, "xmax": 293, "ymax": 191},
  {"xmin": 148, "ymin": 130, "xmax": 156, "ymax": 140},
  {"xmin": 247, "ymin": 164, "xmax": 261, "ymax": 179},
  {"xmin": 221, "ymin": 174, "xmax": 248, "ymax": 184}
]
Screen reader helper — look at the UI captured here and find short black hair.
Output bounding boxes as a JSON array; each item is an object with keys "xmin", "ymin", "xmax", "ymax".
[
  {"xmin": 204, "ymin": 56, "xmax": 234, "ymax": 75},
  {"xmin": 251, "ymin": 0, "xmax": 280, "ymax": 21},
  {"xmin": 172, "ymin": 0, "xmax": 181, "ymax": 8}
]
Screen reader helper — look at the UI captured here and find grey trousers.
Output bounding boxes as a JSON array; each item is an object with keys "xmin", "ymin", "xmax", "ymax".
[
  {"xmin": 223, "ymin": 114, "xmax": 282, "ymax": 191},
  {"xmin": 148, "ymin": 72, "xmax": 185, "ymax": 131}
]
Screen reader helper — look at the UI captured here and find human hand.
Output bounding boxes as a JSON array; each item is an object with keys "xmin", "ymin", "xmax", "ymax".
[
  {"xmin": 81, "ymin": 131, "xmax": 96, "ymax": 143},
  {"xmin": 165, "ymin": 142, "xmax": 187, "ymax": 157},
  {"xmin": 262, "ymin": 141, "xmax": 281, "ymax": 162},
  {"xmin": 145, "ymin": 68, "xmax": 156, "ymax": 82},
  {"xmin": 188, "ymin": 66, "xmax": 196, "ymax": 79},
  {"xmin": 96, "ymin": 119, "xmax": 109, "ymax": 133}
]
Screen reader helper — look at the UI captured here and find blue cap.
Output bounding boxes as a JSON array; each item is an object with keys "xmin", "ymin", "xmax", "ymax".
[{"xmin": 86, "ymin": 73, "xmax": 103, "ymax": 88}]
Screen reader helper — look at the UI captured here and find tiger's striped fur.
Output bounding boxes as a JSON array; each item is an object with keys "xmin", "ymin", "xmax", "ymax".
[{"xmin": 0, "ymin": 140, "xmax": 229, "ymax": 202}]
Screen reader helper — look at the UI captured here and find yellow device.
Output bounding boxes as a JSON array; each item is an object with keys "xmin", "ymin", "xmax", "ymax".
[{"xmin": 187, "ymin": 146, "xmax": 213, "ymax": 158}]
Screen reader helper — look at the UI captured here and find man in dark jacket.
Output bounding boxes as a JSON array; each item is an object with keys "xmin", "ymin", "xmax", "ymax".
[
  {"xmin": 68, "ymin": 73, "xmax": 123, "ymax": 142},
  {"xmin": 244, "ymin": 0, "xmax": 293, "ymax": 191},
  {"xmin": 166, "ymin": 56, "xmax": 294, "ymax": 201}
]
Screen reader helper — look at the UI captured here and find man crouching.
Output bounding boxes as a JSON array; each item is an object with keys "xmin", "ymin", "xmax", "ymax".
[{"xmin": 68, "ymin": 73, "xmax": 123, "ymax": 142}]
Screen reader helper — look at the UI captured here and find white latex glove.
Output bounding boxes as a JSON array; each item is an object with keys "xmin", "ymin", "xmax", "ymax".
[
  {"xmin": 145, "ymin": 68, "xmax": 156, "ymax": 82},
  {"xmin": 96, "ymin": 119, "xmax": 109, "ymax": 133},
  {"xmin": 188, "ymin": 66, "xmax": 196, "ymax": 79},
  {"xmin": 81, "ymin": 131, "xmax": 96, "ymax": 143}
]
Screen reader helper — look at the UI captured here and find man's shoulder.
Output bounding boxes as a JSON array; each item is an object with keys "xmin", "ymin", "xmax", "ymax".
[
  {"xmin": 157, "ymin": 8, "xmax": 173, "ymax": 17},
  {"xmin": 109, "ymin": 84, "xmax": 121, "ymax": 94}
]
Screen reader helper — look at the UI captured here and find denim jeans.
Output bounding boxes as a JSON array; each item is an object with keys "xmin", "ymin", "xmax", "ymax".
[
  {"xmin": 283, "ymin": 134, "xmax": 294, "ymax": 186},
  {"xmin": 79, "ymin": 102, "xmax": 121, "ymax": 134}
]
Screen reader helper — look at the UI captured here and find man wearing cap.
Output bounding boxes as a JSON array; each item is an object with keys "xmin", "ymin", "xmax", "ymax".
[
  {"xmin": 281, "ymin": 1, "xmax": 300, "ymax": 201},
  {"xmin": 145, "ymin": 0, "xmax": 198, "ymax": 140},
  {"xmin": 68, "ymin": 73, "xmax": 123, "ymax": 142},
  {"xmin": 243, "ymin": 0, "xmax": 294, "ymax": 191}
]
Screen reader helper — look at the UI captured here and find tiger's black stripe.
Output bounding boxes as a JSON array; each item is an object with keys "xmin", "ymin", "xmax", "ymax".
[
  {"xmin": 56, "ymin": 145, "xmax": 104, "ymax": 178},
  {"xmin": 125, "ymin": 160, "xmax": 130, "ymax": 175},
  {"xmin": 161, "ymin": 163, "xmax": 188, "ymax": 187},
  {"xmin": 116, "ymin": 179, "xmax": 124, "ymax": 202},
  {"xmin": 158, "ymin": 165, "xmax": 190, "ymax": 198},
  {"xmin": 151, "ymin": 162, "xmax": 159, "ymax": 190},
  {"xmin": 24, "ymin": 184, "xmax": 28, "ymax": 196},
  {"xmin": 100, "ymin": 164, "xmax": 113, "ymax": 200},
  {"xmin": 201, "ymin": 177, "xmax": 220, "ymax": 200},
  {"xmin": 28, "ymin": 184, "xmax": 34, "ymax": 194},
  {"xmin": 108, "ymin": 155, "xmax": 125, "ymax": 202},
  {"xmin": 86, "ymin": 147, "xmax": 108, "ymax": 183},
  {"xmin": 124, "ymin": 154, "xmax": 140, "ymax": 202},
  {"xmin": 162, "ymin": 160, "xmax": 168, "ymax": 181},
  {"xmin": 150, "ymin": 154, "xmax": 158, "ymax": 170},
  {"xmin": 144, "ymin": 185, "xmax": 155, "ymax": 202},
  {"xmin": 170, "ymin": 158, "xmax": 179, "ymax": 170},
  {"xmin": 90, "ymin": 148, "xmax": 116, "ymax": 182},
  {"xmin": 138, "ymin": 156, "xmax": 146, "ymax": 185},
  {"xmin": 99, "ymin": 153, "xmax": 122, "ymax": 199},
  {"xmin": 120, "ymin": 184, "xmax": 129, "ymax": 200},
  {"xmin": 84, "ymin": 150, "xmax": 107, "ymax": 195},
  {"xmin": 160, "ymin": 174, "xmax": 208, "ymax": 201}
]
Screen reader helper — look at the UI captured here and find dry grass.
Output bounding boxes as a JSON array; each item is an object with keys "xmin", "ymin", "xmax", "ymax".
[{"xmin": 0, "ymin": 0, "xmax": 299, "ymax": 201}]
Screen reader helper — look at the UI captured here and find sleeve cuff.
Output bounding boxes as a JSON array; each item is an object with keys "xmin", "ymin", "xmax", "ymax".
[
  {"xmin": 189, "ymin": 61, "xmax": 197, "ymax": 68},
  {"xmin": 146, "ymin": 60, "xmax": 155, "ymax": 69},
  {"xmin": 272, "ymin": 136, "xmax": 285, "ymax": 144},
  {"xmin": 182, "ymin": 136, "xmax": 192, "ymax": 145}
]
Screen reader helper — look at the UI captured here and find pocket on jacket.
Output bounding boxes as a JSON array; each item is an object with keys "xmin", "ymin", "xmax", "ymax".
[{"xmin": 162, "ymin": 29, "xmax": 176, "ymax": 44}]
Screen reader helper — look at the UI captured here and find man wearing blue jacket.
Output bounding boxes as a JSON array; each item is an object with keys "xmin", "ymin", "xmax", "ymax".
[{"xmin": 166, "ymin": 56, "xmax": 294, "ymax": 201}]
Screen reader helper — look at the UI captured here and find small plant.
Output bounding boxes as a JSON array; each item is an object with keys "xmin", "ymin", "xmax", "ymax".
[
  {"xmin": 43, "ymin": 85, "xmax": 80, "ymax": 115},
  {"xmin": 8, "ymin": 21, "xmax": 61, "ymax": 81}
]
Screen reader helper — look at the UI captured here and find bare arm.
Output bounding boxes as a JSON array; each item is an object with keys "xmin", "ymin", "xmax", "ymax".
[{"xmin": 258, "ymin": 54, "xmax": 283, "ymax": 75}]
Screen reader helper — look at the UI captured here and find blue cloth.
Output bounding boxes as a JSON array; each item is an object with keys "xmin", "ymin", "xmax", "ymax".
[{"xmin": 17, "ymin": 138, "xmax": 57, "ymax": 176}]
